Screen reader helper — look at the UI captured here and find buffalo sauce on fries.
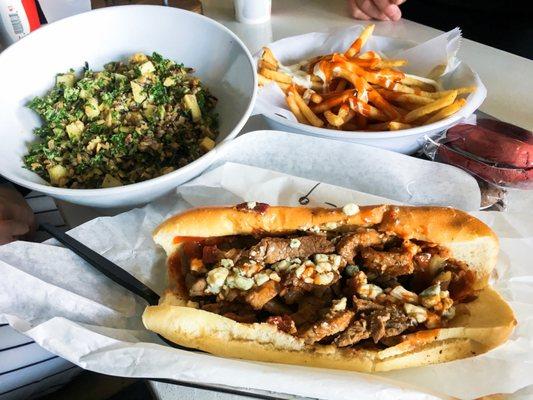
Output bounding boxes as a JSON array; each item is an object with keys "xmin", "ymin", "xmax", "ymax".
[{"xmin": 257, "ymin": 24, "xmax": 476, "ymax": 132}]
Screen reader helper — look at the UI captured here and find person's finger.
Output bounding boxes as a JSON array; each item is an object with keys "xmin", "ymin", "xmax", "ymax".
[
  {"xmin": 372, "ymin": 0, "xmax": 402, "ymax": 20},
  {"xmin": 348, "ymin": 0, "xmax": 372, "ymax": 20},
  {"xmin": 356, "ymin": 0, "xmax": 390, "ymax": 20},
  {"xmin": 0, "ymin": 201, "xmax": 34, "ymax": 231},
  {"xmin": 390, "ymin": 0, "xmax": 406, "ymax": 5},
  {"xmin": 0, "ymin": 219, "xmax": 30, "ymax": 244}
]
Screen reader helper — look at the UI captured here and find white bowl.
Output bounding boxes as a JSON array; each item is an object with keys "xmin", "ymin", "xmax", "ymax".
[
  {"xmin": 259, "ymin": 35, "xmax": 486, "ymax": 154},
  {"xmin": 0, "ymin": 5, "xmax": 256, "ymax": 208}
]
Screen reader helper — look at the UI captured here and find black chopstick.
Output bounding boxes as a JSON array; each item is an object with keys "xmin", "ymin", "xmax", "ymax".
[{"xmin": 41, "ymin": 223, "xmax": 160, "ymax": 306}]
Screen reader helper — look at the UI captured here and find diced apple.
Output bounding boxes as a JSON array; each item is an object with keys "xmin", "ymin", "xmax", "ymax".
[
  {"xmin": 101, "ymin": 174, "xmax": 122, "ymax": 188},
  {"xmin": 163, "ymin": 77, "xmax": 175, "ymax": 87},
  {"xmin": 183, "ymin": 94, "xmax": 201, "ymax": 122},
  {"xmin": 139, "ymin": 61, "xmax": 155, "ymax": 75},
  {"xmin": 200, "ymin": 136, "xmax": 215, "ymax": 152},
  {"xmin": 130, "ymin": 81, "xmax": 146, "ymax": 103},
  {"xmin": 84, "ymin": 98, "xmax": 100, "ymax": 118},
  {"xmin": 66, "ymin": 120, "xmax": 84, "ymax": 141},
  {"xmin": 48, "ymin": 164, "xmax": 68, "ymax": 185},
  {"xmin": 130, "ymin": 53, "xmax": 148, "ymax": 64},
  {"xmin": 56, "ymin": 73, "xmax": 75, "ymax": 88}
]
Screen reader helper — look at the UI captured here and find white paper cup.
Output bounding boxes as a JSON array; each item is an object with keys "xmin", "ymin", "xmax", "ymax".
[{"xmin": 234, "ymin": 0, "xmax": 271, "ymax": 24}]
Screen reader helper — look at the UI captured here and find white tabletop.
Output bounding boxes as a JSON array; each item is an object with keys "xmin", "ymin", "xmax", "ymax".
[{"xmin": 203, "ymin": 0, "xmax": 533, "ymax": 131}]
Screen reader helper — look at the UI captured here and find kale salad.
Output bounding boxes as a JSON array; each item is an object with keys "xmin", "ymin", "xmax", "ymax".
[{"xmin": 24, "ymin": 53, "xmax": 219, "ymax": 189}]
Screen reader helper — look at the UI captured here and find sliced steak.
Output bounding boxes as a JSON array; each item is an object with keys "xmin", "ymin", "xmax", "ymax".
[
  {"xmin": 245, "ymin": 280, "xmax": 280, "ymax": 310},
  {"xmin": 368, "ymin": 306, "xmax": 413, "ymax": 343},
  {"xmin": 353, "ymin": 297, "xmax": 384, "ymax": 313},
  {"xmin": 266, "ymin": 315, "xmax": 297, "ymax": 334},
  {"xmin": 299, "ymin": 310, "xmax": 355, "ymax": 345},
  {"xmin": 335, "ymin": 318, "xmax": 371, "ymax": 347},
  {"xmin": 369, "ymin": 309, "xmax": 390, "ymax": 343},
  {"xmin": 202, "ymin": 245, "xmax": 249, "ymax": 265},
  {"xmin": 290, "ymin": 296, "xmax": 328, "ymax": 326},
  {"xmin": 187, "ymin": 276, "xmax": 208, "ymax": 297},
  {"xmin": 249, "ymin": 235, "xmax": 334, "ymax": 264},
  {"xmin": 263, "ymin": 298, "xmax": 292, "ymax": 315},
  {"xmin": 202, "ymin": 245, "xmax": 224, "ymax": 264},
  {"xmin": 361, "ymin": 248, "xmax": 414, "ymax": 277},
  {"xmin": 336, "ymin": 229, "xmax": 387, "ymax": 263}
]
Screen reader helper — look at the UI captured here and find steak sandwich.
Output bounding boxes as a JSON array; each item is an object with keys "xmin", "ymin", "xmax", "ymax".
[{"xmin": 142, "ymin": 203, "xmax": 515, "ymax": 372}]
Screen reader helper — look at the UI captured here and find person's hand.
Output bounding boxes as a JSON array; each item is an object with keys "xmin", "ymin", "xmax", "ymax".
[
  {"xmin": 0, "ymin": 185, "xmax": 36, "ymax": 245},
  {"xmin": 348, "ymin": 0, "xmax": 405, "ymax": 21}
]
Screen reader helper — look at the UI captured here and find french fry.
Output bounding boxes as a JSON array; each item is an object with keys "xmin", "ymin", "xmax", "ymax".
[
  {"xmin": 367, "ymin": 121, "xmax": 411, "ymax": 131},
  {"xmin": 400, "ymin": 76, "xmax": 438, "ymax": 92},
  {"xmin": 258, "ymin": 74, "xmax": 291, "ymax": 91},
  {"xmin": 425, "ymin": 98, "xmax": 466, "ymax": 124},
  {"xmin": 310, "ymin": 93, "xmax": 323, "ymax": 104},
  {"xmin": 262, "ymin": 47, "xmax": 279, "ymax": 68},
  {"xmin": 376, "ymin": 89, "xmax": 435, "ymax": 105},
  {"xmin": 368, "ymin": 121, "xmax": 412, "ymax": 131},
  {"xmin": 259, "ymin": 68, "xmax": 292, "ymax": 84},
  {"xmin": 367, "ymin": 122, "xmax": 392, "ymax": 131},
  {"xmin": 349, "ymin": 97, "xmax": 389, "ymax": 121},
  {"xmin": 345, "ymin": 24, "xmax": 375, "ymax": 58},
  {"xmin": 290, "ymin": 86, "xmax": 324, "ymax": 127},
  {"xmin": 324, "ymin": 104, "xmax": 355, "ymax": 127},
  {"xmin": 389, "ymin": 121, "xmax": 412, "ymax": 130},
  {"xmin": 330, "ymin": 65, "xmax": 370, "ymax": 99},
  {"xmin": 355, "ymin": 113, "xmax": 368, "ymax": 129},
  {"xmin": 335, "ymin": 79, "xmax": 348, "ymax": 92},
  {"xmin": 286, "ymin": 92, "xmax": 308, "ymax": 124},
  {"xmin": 358, "ymin": 51, "xmax": 381, "ymax": 60},
  {"xmin": 427, "ymin": 64, "xmax": 446, "ymax": 80},
  {"xmin": 376, "ymin": 59, "xmax": 407, "ymax": 68},
  {"xmin": 341, "ymin": 121, "xmax": 359, "ymax": 131},
  {"xmin": 368, "ymin": 89, "xmax": 401, "ymax": 120},
  {"xmin": 258, "ymin": 59, "xmax": 278, "ymax": 71},
  {"xmin": 403, "ymin": 90, "xmax": 458, "ymax": 123},
  {"xmin": 425, "ymin": 86, "xmax": 476, "ymax": 99},
  {"xmin": 311, "ymin": 90, "xmax": 354, "ymax": 113}
]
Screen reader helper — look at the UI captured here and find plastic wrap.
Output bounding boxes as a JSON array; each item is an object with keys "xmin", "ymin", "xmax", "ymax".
[{"xmin": 423, "ymin": 119, "xmax": 532, "ymax": 209}]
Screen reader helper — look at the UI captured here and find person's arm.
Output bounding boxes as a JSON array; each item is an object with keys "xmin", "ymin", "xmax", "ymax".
[
  {"xmin": 347, "ymin": 0, "xmax": 405, "ymax": 21},
  {"xmin": 0, "ymin": 177, "xmax": 36, "ymax": 245}
]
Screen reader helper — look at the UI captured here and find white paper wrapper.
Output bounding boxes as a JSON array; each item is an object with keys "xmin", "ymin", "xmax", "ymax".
[
  {"xmin": 1, "ymin": 163, "xmax": 532, "ymax": 400},
  {"xmin": 212, "ymin": 131, "xmax": 481, "ymax": 210},
  {"xmin": 253, "ymin": 25, "xmax": 482, "ymax": 125}
]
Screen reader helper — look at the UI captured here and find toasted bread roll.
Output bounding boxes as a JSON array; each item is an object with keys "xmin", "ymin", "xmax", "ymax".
[{"xmin": 144, "ymin": 204, "xmax": 515, "ymax": 372}]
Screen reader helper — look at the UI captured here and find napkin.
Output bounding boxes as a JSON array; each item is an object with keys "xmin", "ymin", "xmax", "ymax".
[{"xmin": 1, "ymin": 163, "xmax": 532, "ymax": 400}]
